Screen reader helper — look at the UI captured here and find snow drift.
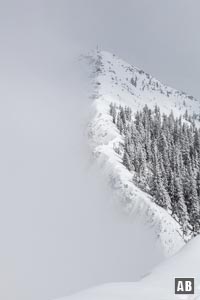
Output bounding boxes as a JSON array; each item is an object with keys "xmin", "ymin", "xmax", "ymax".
[{"xmin": 57, "ymin": 235, "xmax": 200, "ymax": 300}]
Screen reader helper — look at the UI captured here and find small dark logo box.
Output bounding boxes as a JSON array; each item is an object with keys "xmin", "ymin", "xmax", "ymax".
[{"xmin": 175, "ymin": 278, "xmax": 194, "ymax": 294}]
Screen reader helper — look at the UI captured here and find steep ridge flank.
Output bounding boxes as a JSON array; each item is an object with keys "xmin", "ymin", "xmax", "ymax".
[{"xmin": 85, "ymin": 50, "xmax": 200, "ymax": 256}]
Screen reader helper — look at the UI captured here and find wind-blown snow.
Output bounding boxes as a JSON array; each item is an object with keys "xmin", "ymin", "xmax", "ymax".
[{"xmin": 0, "ymin": 54, "xmax": 167, "ymax": 300}]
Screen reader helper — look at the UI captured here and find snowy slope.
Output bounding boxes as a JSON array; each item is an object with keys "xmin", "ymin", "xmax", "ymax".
[
  {"xmin": 85, "ymin": 50, "xmax": 200, "ymax": 256},
  {"xmin": 90, "ymin": 50, "xmax": 200, "ymax": 118},
  {"xmin": 55, "ymin": 235, "xmax": 200, "ymax": 300}
]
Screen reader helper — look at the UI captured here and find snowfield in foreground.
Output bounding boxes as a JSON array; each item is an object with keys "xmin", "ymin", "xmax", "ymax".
[{"xmin": 57, "ymin": 235, "xmax": 200, "ymax": 300}]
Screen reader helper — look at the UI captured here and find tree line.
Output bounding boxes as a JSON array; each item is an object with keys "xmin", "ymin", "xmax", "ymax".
[{"xmin": 109, "ymin": 102, "xmax": 200, "ymax": 237}]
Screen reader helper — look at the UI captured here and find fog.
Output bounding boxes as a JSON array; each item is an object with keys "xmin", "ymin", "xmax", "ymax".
[{"xmin": 0, "ymin": 1, "xmax": 198, "ymax": 299}]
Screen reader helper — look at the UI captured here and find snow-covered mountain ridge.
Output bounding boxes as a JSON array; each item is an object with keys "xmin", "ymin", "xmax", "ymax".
[
  {"xmin": 85, "ymin": 50, "xmax": 200, "ymax": 256},
  {"xmin": 88, "ymin": 50, "xmax": 200, "ymax": 119}
]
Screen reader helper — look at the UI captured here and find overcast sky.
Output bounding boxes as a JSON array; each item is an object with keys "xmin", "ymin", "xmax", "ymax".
[
  {"xmin": 1, "ymin": 0, "xmax": 200, "ymax": 97},
  {"xmin": 0, "ymin": 1, "xmax": 200, "ymax": 300}
]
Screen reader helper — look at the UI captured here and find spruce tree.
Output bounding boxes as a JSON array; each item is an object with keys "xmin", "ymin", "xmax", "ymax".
[
  {"xmin": 174, "ymin": 176, "xmax": 189, "ymax": 234},
  {"xmin": 122, "ymin": 151, "xmax": 132, "ymax": 171}
]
